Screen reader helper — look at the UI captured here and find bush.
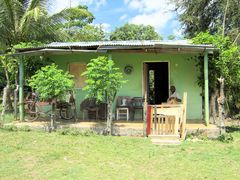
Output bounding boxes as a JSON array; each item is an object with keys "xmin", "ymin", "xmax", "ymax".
[
  {"xmin": 18, "ymin": 125, "xmax": 31, "ymax": 132},
  {"xmin": 2, "ymin": 124, "xmax": 18, "ymax": 131},
  {"xmin": 57, "ymin": 128, "xmax": 96, "ymax": 136},
  {"xmin": 217, "ymin": 133, "xmax": 234, "ymax": 143}
]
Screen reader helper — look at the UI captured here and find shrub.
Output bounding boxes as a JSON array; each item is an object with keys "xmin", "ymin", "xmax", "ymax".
[
  {"xmin": 217, "ymin": 133, "xmax": 234, "ymax": 143},
  {"xmin": 18, "ymin": 125, "xmax": 31, "ymax": 132},
  {"xmin": 2, "ymin": 124, "xmax": 18, "ymax": 131},
  {"xmin": 57, "ymin": 128, "xmax": 96, "ymax": 136}
]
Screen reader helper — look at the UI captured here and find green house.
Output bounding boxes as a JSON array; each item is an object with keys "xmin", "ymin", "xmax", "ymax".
[{"xmin": 17, "ymin": 40, "xmax": 215, "ymax": 125}]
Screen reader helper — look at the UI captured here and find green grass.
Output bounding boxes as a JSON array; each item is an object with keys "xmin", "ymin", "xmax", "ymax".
[{"xmin": 0, "ymin": 129, "xmax": 240, "ymax": 180}]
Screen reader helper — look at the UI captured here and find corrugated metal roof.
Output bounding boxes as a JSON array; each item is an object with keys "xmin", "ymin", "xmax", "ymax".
[
  {"xmin": 45, "ymin": 40, "xmax": 214, "ymax": 48},
  {"xmin": 15, "ymin": 40, "xmax": 216, "ymax": 55}
]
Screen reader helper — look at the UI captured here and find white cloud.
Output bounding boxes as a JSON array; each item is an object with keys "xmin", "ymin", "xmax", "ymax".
[
  {"xmin": 50, "ymin": 0, "xmax": 107, "ymax": 13},
  {"xmin": 129, "ymin": 11, "xmax": 172, "ymax": 30},
  {"xmin": 124, "ymin": 0, "xmax": 175, "ymax": 32},
  {"xmin": 119, "ymin": 14, "xmax": 128, "ymax": 21},
  {"xmin": 95, "ymin": 23, "xmax": 111, "ymax": 33}
]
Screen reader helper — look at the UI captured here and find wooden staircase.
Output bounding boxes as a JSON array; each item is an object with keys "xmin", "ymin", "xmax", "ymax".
[{"xmin": 147, "ymin": 93, "xmax": 187, "ymax": 145}]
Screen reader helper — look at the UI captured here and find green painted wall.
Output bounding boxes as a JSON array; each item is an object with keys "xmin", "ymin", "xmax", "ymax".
[{"xmin": 50, "ymin": 52, "xmax": 202, "ymax": 120}]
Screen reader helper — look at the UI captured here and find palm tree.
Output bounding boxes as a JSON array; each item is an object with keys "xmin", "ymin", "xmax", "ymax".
[
  {"xmin": 0, "ymin": 0, "xmax": 61, "ymax": 47},
  {"xmin": 0, "ymin": 0, "xmax": 63, "ymax": 120}
]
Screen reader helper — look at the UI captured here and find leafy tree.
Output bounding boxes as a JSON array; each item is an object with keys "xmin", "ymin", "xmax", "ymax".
[
  {"xmin": 173, "ymin": 0, "xmax": 240, "ymax": 43},
  {"xmin": 28, "ymin": 64, "xmax": 74, "ymax": 130},
  {"xmin": 167, "ymin": 34, "xmax": 176, "ymax": 40},
  {"xmin": 53, "ymin": 5, "xmax": 94, "ymax": 30},
  {"xmin": 68, "ymin": 25, "xmax": 105, "ymax": 42},
  {"xmin": 53, "ymin": 5, "xmax": 106, "ymax": 41},
  {"xmin": 82, "ymin": 56, "xmax": 126, "ymax": 135},
  {"xmin": 28, "ymin": 64, "xmax": 74, "ymax": 101},
  {"xmin": 192, "ymin": 32, "xmax": 240, "ymax": 119},
  {"xmin": 110, "ymin": 23, "xmax": 162, "ymax": 41}
]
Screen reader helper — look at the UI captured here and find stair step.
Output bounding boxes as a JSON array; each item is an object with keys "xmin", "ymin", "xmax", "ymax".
[
  {"xmin": 151, "ymin": 139, "xmax": 181, "ymax": 145},
  {"xmin": 149, "ymin": 134, "xmax": 180, "ymax": 140}
]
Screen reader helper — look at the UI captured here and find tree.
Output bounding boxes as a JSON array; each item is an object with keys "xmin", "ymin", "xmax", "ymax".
[
  {"xmin": 167, "ymin": 35, "xmax": 176, "ymax": 40},
  {"xmin": 173, "ymin": 0, "xmax": 240, "ymax": 43},
  {"xmin": 53, "ymin": 5, "xmax": 94, "ymax": 30},
  {"xmin": 82, "ymin": 56, "xmax": 126, "ymax": 135},
  {"xmin": 0, "ymin": 0, "xmax": 62, "ymax": 47},
  {"xmin": 28, "ymin": 64, "xmax": 74, "ymax": 129},
  {"xmin": 52, "ymin": 5, "xmax": 106, "ymax": 41},
  {"xmin": 192, "ymin": 32, "xmax": 240, "ymax": 122},
  {"xmin": 28, "ymin": 64, "xmax": 74, "ymax": 101},
  {"xmin": 68, "ymin": 24, "xmax": 105, "ymax": 42},
  {"xmin": 110, "ymin": 23, "xmax": 162, "ymax": 41}
]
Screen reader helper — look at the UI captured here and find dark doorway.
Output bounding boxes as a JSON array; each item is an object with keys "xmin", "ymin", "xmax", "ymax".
[{"xmin": 144, "ymin": 62, "xmax": 169, "ymax": 104}]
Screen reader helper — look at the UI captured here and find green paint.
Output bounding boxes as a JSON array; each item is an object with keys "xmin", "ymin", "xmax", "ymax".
[
  {"xmin": 50, "ymin": 52, "xmax": 202, "ymax": 120},
  {"xmin": 204, "ymin": 52, "xmax": 209, "ymax": 125},
  {"xmin": 19, "ymin": 56, "xmax": 24, "ymax": 122}
]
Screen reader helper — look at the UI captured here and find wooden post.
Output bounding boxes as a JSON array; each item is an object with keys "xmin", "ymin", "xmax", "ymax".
[
  {"xmin": 19, "ymin": 56, "xmax": 24, "ymax": 122},
  {"xmin": 204, "ymin": 51, "xmax": 209, "ymax": 125},
  {"xmin": 143, "ymin": 91, "xmax": 147, "ymax": 137}
]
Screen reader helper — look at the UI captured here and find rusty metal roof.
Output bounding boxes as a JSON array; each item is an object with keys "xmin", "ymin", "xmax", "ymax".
[{"xmin": 15, "ymin": 40, "xmax": 216, "ymax": 55}]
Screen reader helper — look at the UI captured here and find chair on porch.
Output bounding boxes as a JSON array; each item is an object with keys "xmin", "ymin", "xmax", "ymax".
[
  {"xmin": 131, "ymin": 97, "xmax": 144, "ymax": 120},
  {"xmin": 80, "ymin": 98, "xmax": 99, "ymax": 120},
  {"xmin": 116, "ymin": 96, "xmax": 131, "ymax": 121}
]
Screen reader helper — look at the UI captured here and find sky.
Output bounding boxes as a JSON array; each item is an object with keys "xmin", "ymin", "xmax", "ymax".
[{"xmin": 49, "ymin": 0, "xmax": 183, "ymax": 39}]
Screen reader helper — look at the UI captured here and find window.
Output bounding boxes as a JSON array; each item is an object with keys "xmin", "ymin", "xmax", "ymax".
[{"xmin": 69, "ymin": 63, "xmax": 86, "ymax": 88}]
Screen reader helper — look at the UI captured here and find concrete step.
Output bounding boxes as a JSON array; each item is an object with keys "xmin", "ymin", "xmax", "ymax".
[
  {"xmin": 151, "ymin": 139, "xmax": 181, "ymax": 145},
  {"xmin": 148, "ymin": 134, "xmax": 180, "ymax": 140},
  {"xmin": 149, "ymin": 134, "xmax": 181, "ymax": 145}
]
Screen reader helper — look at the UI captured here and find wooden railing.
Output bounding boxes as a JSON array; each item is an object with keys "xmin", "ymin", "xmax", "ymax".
[{"xmin": 147, "ymin": 93, "xmax": 187, "ymax": 139}]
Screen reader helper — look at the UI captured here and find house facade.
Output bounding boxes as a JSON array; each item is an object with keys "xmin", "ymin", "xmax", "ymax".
[{"xmin": 17, "ymin": 40, "xmax": 215, "ymax": 124}]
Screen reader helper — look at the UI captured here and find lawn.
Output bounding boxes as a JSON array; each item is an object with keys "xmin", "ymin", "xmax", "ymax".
[{"xmin": 0, "ymin": 128, "xmax": 240, "ymax": 180}]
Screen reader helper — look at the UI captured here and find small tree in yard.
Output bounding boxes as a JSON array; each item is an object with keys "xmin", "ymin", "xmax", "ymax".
[
  {"xmin": 28, "ymin": 64, "xmax": 74, "ymax": 130},
  {"xmin": 82, "ymin": 56, "xmax": 126, "ymax": 135}
]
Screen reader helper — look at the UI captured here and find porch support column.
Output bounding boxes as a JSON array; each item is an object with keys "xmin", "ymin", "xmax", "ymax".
[
  {"xmin": 19, "ymin": 56, "xmax": 24, "ymax": 122},
  {"xmin": 108, "ymin": 53, "xmax": 112, "ymax": 60},
  {"xmin": 204, "ymin": 51, "xmax": 209, "ymax": 126}
]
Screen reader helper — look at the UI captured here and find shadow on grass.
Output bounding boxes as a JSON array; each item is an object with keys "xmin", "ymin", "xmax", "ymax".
[{"xmin": 226, "ymin": 126, "xmax": 240, "ymax": 133}]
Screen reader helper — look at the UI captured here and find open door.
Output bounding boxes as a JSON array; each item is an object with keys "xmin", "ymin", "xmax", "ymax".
[{"xmin": 143, "ymin": 62, "xmax": 169, "ymax": 105}]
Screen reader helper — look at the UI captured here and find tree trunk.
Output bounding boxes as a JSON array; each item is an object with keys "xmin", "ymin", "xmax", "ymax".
[
  {"xmin": 217, "ymin": 77, "xmax": 225, "ymax": 134},
  {"xmin": 1, "ymin": 67, "xmax": 13, "ymax": 121},
  {"xmin": 1, "ymin": 85, "xmax": 9, "ymax": 121},
  {"xmin": 49, "ymin": 98, "xmax": 56, "ymax": 132},
  {"xmin": 210, "ymin": 89, "xmax": 218, "ymax": 124},
  {"xmin": 14, "ymin": 71, "xmax": 19, "ymax": 120},
  {"xmin": 106, "ymin": 100, "xmax": 112, "ymax": 135}
]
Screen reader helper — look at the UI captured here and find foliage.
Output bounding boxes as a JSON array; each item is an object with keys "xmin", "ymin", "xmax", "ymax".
[
  {"xmin": 110, "ymin": 23, "xmax": 162, "ymax": 41},
  {"xmin": 57, "ymin": 128, "xmax": 96, "ymax": 136},
  {"xmin": 52, "ymin": 5, "xmax": 103, "ymax": 41},
  {"xmin": 173, "ymin": 0, "xmax": 240, "ymax": 42},
  {"xmin": 167, "ymin": 34, "xmax": 176, "ymax": 40},
  {"xmin": 0, "ymin": 0, "xmax": 63, "ymax": 47},
  {"xmin": 0, "ymin": 53, "xmax": 18, "ymax": 87},
  {"xmin": 0, "ymin": 130, "xmax": 240, "ymax": 179},
  {"xmin": 13, "ymin": 41, "xmax": 44, "ymax": 49},
  {"xmin": 68, "ymin": 24, "xmax": 105, "ymax": 42},
  {"xmin": 1, "ymin": 124, "xmax": 18, "ymax": 131},
  {"xmin": 28, "ymin": 64, "xmax": 74, "ymax": 101},
  {"xmin": 192, "ymin": 32, "xmax": 240, "ymax": 114},
  {"xmin": 53, "ymin": 5, "xmax": 94, "ymax": 29},
  {"xmin": 82, "ymin": 56, "xmax": 126, "ymax": 103},
  {"xmin": 217, "ymin": 133, "xmax": 234, "ymax": 143}
]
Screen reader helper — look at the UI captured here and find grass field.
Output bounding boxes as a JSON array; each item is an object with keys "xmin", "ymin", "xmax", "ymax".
[{"xmin": 0, "ymin": 128, "xmax": 240, "ymax": 180}]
